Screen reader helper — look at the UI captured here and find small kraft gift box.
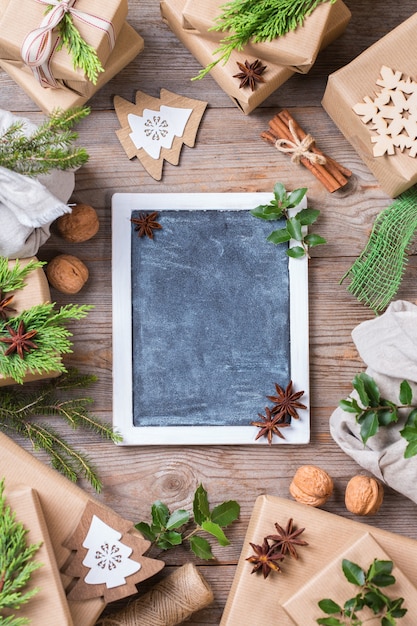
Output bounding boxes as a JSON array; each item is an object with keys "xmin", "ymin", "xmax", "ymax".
[
  {"xmin": 322, "ymin": 13, "xmax": 417, "ymax": 197},
  {"xmin": 161, "ymin": 0, "xmax": 351, "ymax": 114},
  {"xmin": 182, "ymin": 0, "xmax": 351, "ymax": 74}
]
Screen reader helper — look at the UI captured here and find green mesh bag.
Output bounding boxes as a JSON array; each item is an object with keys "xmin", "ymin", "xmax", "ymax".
[{"xmin": 341, "ymin": 187, "xmax": 417, "ymax": 313}]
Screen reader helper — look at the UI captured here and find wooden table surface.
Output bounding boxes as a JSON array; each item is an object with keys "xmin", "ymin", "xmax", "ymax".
[{"xmin": 2, "ymin": 1, "xmax": 417, "ymax": 624}]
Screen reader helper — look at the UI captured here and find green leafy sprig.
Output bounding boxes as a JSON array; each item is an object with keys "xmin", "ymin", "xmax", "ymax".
[
  {"xmin": 0, "ymin": 107, "xmax": 89, "ymax": 177},
  {"xmin": 194, "ymin": 0, "xmax": 336, "ymax": 80},
  {"xmin": 135, "ymin": 484, "xmax": 240, "ymax": 560},
  {"xmin": 0, "ymin": 369, "xmax": 121, "ymax": 492},
  {"xmin": 317, "ymin": 558, "xmax": 407, "ymax": 625},
  {"xmin": 0, "ymin": 478, "xmax": 43, "ymax": 626},
  {"xmin": 340, "ymin": 373, "xmax": 417, "ymax": 457},
  {"xmin": 0, "ymin": 259, "xmax": 45, "ymax": 295},
  {"xmin": 251, "ymin": 182, "xmax": 326, "ymax": 258}
]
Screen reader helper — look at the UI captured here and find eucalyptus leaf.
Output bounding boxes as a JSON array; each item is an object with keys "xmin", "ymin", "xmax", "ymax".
[{"xmin": 189, "ymin": 535, "xmax": 214, "ymax": 560}]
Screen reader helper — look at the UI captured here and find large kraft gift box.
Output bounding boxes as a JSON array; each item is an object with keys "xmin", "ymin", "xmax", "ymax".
[
  {"xmin": 161, "ymin": 0, "xmax": 350, "ymax": 114},
  {"xmin": 0, "ymin": 22, "xmax": 144, "ymax": 114},
  {"xmin": 322, "ymin": 13, "xmax": 417, "ymax": 198},
  {"xmin": 0, "ymin": 0, "xmax": 128, "ymax": 84},
  {"xmin": 182, "ymin": 0, "xmax": 351, "ymax": 74},
  {"xmin": 4, "ymin": 485, "xmax": 74, "ymax": 625},
  {"xmin": 220, "ymin": 494, "xmax": 417, "ymax": 625},
  {"xmin": 0, "ymin": 257, "xmax": 61, "ymax": 387}
]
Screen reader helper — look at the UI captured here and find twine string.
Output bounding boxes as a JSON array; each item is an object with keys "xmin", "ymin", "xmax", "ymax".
[{"xmin": 275, "ymin": 119, "xmax": 327, "ymax": 165}]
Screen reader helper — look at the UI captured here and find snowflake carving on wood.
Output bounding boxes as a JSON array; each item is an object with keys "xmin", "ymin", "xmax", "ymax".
[
  {"xmin": 352, "ymin": 66, "xmax": 417, "ymax": 158},
  {"xmin": 114, "ymin": 89, "xmax": 207, "ymax": 180},
  {"xmin": 62, "ymin": 501, "xmax": 164, "ymax": 602}
]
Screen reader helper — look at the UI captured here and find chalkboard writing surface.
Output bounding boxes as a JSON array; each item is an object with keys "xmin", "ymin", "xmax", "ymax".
[{"xmin": 112, "ymin": 193, "xmax": 309, "ymax": 445}]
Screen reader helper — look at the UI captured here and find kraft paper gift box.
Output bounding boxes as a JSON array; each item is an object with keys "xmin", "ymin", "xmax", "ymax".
[
  {"xmin": 0, "ymin": 22, "xmax": 144, "ymax": 114},
  {"xmin": 161, "ymin": 0, "xmax": 353, "ymax": 114},
  {"xmin": 322, "ymin": 13, "xmax": 417, "ymax": 198},
  {"xmin": 0, "ymin": 257, "xmax": 61, "ymax": 387},
  {"xmin": 0, "ymin": 0, "xmax": 128, "ymax": 84},
  {"xmin": 182, "ymin": 0, "xmax": 351, "ymax": 74},
  {"xmin": 220, "ymin": 495, "xmax": 417, "ymax": 625},
  {"xmin": 4, "ymin": 485, "xmax": 74, "ymax": 625}
]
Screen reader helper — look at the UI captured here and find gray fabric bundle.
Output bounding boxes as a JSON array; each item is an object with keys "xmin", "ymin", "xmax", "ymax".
[
  {"xmin": 0, "ymin": 109, "xmax": 75, "ymax": 258},
  {"xmin": 330, "ymin": 300, "xmax": 417, "ymax": 504}
]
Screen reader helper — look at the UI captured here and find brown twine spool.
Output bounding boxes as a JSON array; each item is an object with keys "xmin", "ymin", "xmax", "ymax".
[{"xmin": 95, "ymin": 563, "xmax": 214, "ymax": 626}]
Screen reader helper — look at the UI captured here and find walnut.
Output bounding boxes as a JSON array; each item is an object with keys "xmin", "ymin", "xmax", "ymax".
[
  {"xmin": 345, "ymin": 475, "xmax": 384, "ymax": 516},
  {"xmin": 46, "ymin": 254, "xmax": 89, "ymax": 294},
  {"xmin": 56, "ymin": 204, "xmax": 99, "ymax": 242},
  {"xmin": 289, "ymin": 465, "xmax": 334, "ymax": 507}
]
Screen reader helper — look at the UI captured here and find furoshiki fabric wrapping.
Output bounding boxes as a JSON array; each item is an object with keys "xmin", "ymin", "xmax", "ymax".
[{"xmin": 330, "ymin": 300, "xmax": 417, "ymax": 504}]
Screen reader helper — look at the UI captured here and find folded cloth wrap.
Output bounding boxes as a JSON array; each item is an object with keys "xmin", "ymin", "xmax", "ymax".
[
  {"xmin": 330, "ymin": 300, "xmax": 417, "ymax": 504},
  {"xmin": 0, "ymin": 109, "xmax": 75, "ymax": 258}
]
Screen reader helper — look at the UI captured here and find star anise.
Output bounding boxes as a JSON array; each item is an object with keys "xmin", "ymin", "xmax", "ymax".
[
  {"xmin": 131, "ymin": 212, "xmax": 162, "ymax": 239},
  {"xmin": 0, "ymin": 291, "xmax": 16, "ymax": 320},
  {"xmin": 251, "ymin": 406, "xmax": 290, "ymax": 445},
  {"xmin": 233, "ymin": 59, "xmax": 267, "ymax": 91},
  {"xmin": 246, "ymin": 538, "xmax": 284, "ymax": 578},
  {"xmin": 266, "ymin": 518, "xmax": 308, "ymax": 560},
  {"xmin": 267, "ymin": 381, "xmax": 306, "ymax": 419},
  {"xmin": 0, "ymin": 320, "xmax": 38, "ymax": 359}
]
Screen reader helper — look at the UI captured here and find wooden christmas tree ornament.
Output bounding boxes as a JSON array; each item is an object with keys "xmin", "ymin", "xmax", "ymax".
[
  {"xmin": 61, "ymin": 500, "xmax": 164, "ymax": 603},
  {"xmin": 114, "ymin": 88, "xmax": 207, "ymax": 180}
]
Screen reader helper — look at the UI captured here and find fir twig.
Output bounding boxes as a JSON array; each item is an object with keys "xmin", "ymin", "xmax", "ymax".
[
  {"xmin": 193, "ymin": 0, "xmax": 336, "ymax": 80},
  {"xmin": 0, "ymin": 107, "xmax": 90, "ymax": 177},
  {"xmin": 0, "ymin": 478, "xmax": 42, "ymax": 624},
  {"xmin": 56, "ymin": 13, "xmax": 105, "ymax": 84},
  {"xmin": 0, "ymin": 370, "xmax": 122, "ymax": 492}
]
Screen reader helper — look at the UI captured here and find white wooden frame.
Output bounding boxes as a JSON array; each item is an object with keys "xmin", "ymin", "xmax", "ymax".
[{"xmin": 112, "ymin": 193, "xmax": 310, "ymax": 445}]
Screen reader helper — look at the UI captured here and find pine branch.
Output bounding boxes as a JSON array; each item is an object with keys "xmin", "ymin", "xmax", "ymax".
[
  {"xmin": 193, "ymin": 0, "xmax": 336, "ymax": 80},
  {"xmin": 0, "ymin": 107, "xmax": 90, "ymax": 177},
  {"xmin": 0, "ymin": 479, "xmax": 42, "ymax": 621},
  {"xmin": 56, "ymin": 13, "xmax": 104, "ymax": 84},
  {"xmin": 0, "ymin": 259, "xmax": 45, "ymax": 295},
  {"xmin": 0, "ymin": 370, "xmax": 121, "ymax": 492}
]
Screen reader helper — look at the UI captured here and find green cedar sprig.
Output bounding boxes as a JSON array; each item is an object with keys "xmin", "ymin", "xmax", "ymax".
[
  {"xmin": 251, "ymin": 182, "xmax": 326, "ymax": 258},
  {"xmin": 135, "ymin": 484, "xmax": 240, "ymax": 560},
  {"xmin": 317, "ymin": 558, "xmax": 407, "ymax": 625},
  {"xmin": 0, "ymin": 259, "xmax": 45, "ymax": 295},
  {"xmin": 193, "ymin": 0, "xmax": 336, "ymax": 80},
  {"xmin": 340, "ymin": 373, "xmax": 417, "ymax": 458},
  {"xmin": 0, "ymin": 369, "xmax": 122, "ymax": 492},
  {"xmin": 0, "ymin": 107, "xmax": 89, "ymax": 176},
  {"xmin": 0, "ymin": 478, "xmax": 42, "ymax": 625}
]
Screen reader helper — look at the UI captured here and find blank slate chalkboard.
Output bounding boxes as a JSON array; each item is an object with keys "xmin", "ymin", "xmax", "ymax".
[{"xmin": 112, "ymin": 193, "xmax": 309, "ymax": 445}]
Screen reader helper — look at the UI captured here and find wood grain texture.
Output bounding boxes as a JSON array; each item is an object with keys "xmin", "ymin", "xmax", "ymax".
[{"xmin": 2, "ymin": 1, "xmax": 417, "ymax": 624}]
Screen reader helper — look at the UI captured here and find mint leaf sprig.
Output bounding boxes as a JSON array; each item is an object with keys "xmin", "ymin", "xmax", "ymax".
[
  {"xmin": 340, "ymin": 373, "xmax": 417, "ymax": 457},
  {"xmin": 251, "ymin": 182, "xmax": 326, "ymax": 258},
  {"xmin": 317, "ymin": 558, "xmax": 407, "ymax": 625},
  {"xmin": 135, "ymin": 484, "xmax": 240, "ymax": 560}
]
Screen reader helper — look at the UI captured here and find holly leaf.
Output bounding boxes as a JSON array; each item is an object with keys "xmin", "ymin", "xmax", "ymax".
[
  {"xmin": 304, "ymin": 233, "xmax": 327, "ymax": 247},
  {"xmin": 201, "ymin": 520, "xmax": 230, "ymax": 546},
  {"xmin": 287, "ymin": 246, "xmax": 306, "ymax": 259},
  {"xmin": 352, "ymin": 373, "xmax": 371, "ymax": 406},
  {"xmin": 156, "ymin": 530, "xmax": 183, "ymax": 550},
  {"xmin": 189, "ymin": 535, "xmax": 215, "ymax": 560},
  {"xmin": 250, "ymin": 204, "xmax": 282, "ymax": 220},
  {"xmin": 267, "ymin": 228, "xmax": 291, "ymax": 244},
  {"xmin": 339, "ymin": 398, "xmax": 362, "ymax": 413},
  {"xmin": 400, "ymin": 416, "xmax": 417, "ymax": 458},
  {"xmin": 358, "ymin": 410, "xmax": 379, "ymax": 444},
  {"xmin": 151, "ymin": 500, "xmax": 170, "ymax": 529},
  {"xmin": 286, "ymin": 186, "xmax": 307, "ymax": 208},
  {"xmin": 296, "ymin": 207, "xmax": 320, "ymax": 225},
  {"xmin": 166, "ymin": 509, "xmax": 190, "ymax": 530},
  {"xmin": 342, "ymin": 559, "xmax": 365, "ymax": 586},
  {"xmin": 317, "ymin": 618, "xmax": 344, "ymax": 626},
  {"xmin": 273, "ymin": 182, "xmax": 288, "ymax": 205},
  {"xmin": 405, "ymin": 407, "xmax": 417, "ymax": 427},
  {"xmin": 211, "ymin": 500, "xmax": 240, "ymax": 527},
  {"xmin": 318, "ymin": 599, "xmax": 342, "ymax": 614},
  {"xmin": 135, "ymin": 521, "xmax": 155, "ymax": 542},
  {"xmin": 193, "ymin": 484, "xmax": 210, "ymax": 524},
  {"xmin": 399, "ymin": 380, "xmax": 413, "ymax": 405},
  {"xmin": 286, "ymin": 216, "xmax": 303, "ymax": 241}
]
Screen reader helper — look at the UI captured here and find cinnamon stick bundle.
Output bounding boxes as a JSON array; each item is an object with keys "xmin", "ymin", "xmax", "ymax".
[{"xmin": 261, "ymin": 109, "xmax": 352, "ymax": 193}]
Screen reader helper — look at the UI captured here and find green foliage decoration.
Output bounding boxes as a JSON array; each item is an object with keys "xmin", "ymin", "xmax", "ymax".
[
  {"xmin": 194, "ymin": 0, "xmax": 336, "ymax": 80},
  {"xmin": 0, "ymin": 107, "xmax": 89, "ymax": 177},
  {"xmin": 317, "ymin": 558, "xmax": 407, "ymax": 625},
  {"xmin": 0, "ymin": 478, "xmax": 43, "ymax": 626},
  {"xmin": 251, "ymin": 182, "xmax": 326, "ymax": 258},
  {"xmin": 340, "ymin": 373, "xmax": 417, "ymax": 458},
  {"xmin": 135, "ymin": 483, "xmax": 240, "ymax": 560}
]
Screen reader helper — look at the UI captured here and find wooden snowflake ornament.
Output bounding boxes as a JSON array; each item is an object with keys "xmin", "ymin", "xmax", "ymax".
[
  {"xmin": 114, "ymin": 89, "xmax": 207, "ymax": 180},
  {"xmin": 61, "ymin": 501, "xmax": 164, "ymax": 602},
  {"xmin": 353, "ymin": 66, "xmax": 417, "ymax": 157}
]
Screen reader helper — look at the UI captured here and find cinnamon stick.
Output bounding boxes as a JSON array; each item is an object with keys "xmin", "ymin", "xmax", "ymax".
[{"xmin": 262, "ymin": 109, "xmax": 352, "ymax": 193}]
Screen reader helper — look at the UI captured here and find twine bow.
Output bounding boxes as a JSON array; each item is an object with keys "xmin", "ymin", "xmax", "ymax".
[
  {"xmin": 21, "ymin": 0, "xmax": 116, "ymax": 88},
  {"xmin": 275, "ymin": 119, "xmax": 327, "ymax": 165}
]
